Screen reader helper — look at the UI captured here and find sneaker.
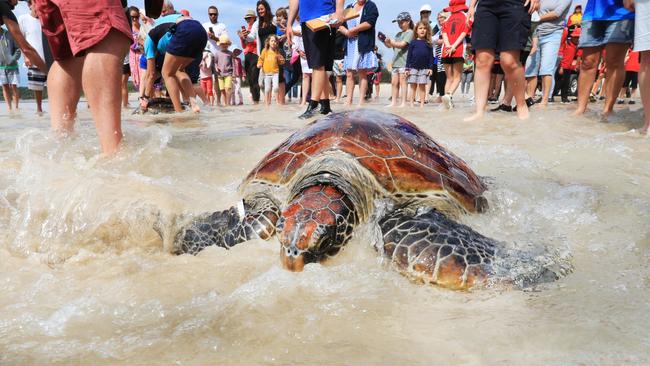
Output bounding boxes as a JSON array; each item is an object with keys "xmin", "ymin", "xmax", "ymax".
[
  {"xmin": 319, "ymin": 99, "xmax": 333, "ymax": 115},
  {"xmin": 442, "ymin": 94, "xmax": 454, "ymax": 109},
  {"xmin": 299, "ymin": 100, "xmax": 320, "ymax": 119},
  {"xmin": 561, "ymin": 98, "xmax": 570, "ymax": 104},
  {"xmin": 490, "ymin": 104, "xmax": 513, "ymax": 112},
  {"xmin": 617, "ymin": 99, "xmax": 625, "ymax": 105},
  {"xmin": 628, "ymin": 100, "xmax": 636, "ymax": 105},
  {"xmin": 589, "ymin": 93, "xmax": 597, "ymax": 103},
  {"xmin": 513, "ymin": 97, "xmax": 535, "ymax": 112}
]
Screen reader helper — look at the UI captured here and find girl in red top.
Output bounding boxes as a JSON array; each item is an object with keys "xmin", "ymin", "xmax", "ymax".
[
  {"xmin": 559, "ymin": 27, "xmax": 582, "ymax": 103},
  {"xmin": 620, "ymin": 49, "xmax": 640, "ymax": 104},
  {"xmin": 440, "ymin": 0, "xmax": 470, "ymax": 109}
]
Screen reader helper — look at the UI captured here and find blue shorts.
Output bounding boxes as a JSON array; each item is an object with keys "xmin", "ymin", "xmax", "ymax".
[
  {"xmin": 139, "ymin": 54, "xmax": 147, "ymax": 69},
  {"xmin": 579, "ymin": 20, "xmax": 634, "ymax": 48},
  {"xmin": 166, "ymin": 19, "xmax": 208, "ymax": 59}
]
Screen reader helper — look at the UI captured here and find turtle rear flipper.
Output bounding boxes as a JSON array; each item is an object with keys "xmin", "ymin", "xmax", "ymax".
[
  {"xmin": 377, "ymin": 208, "xmax": 497, "ymax": 290},
  {"xmin": 171, "ymin": 195, "xmax": 280, "ymax": 255}
]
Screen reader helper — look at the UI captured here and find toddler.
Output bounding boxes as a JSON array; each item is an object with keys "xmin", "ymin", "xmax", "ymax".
[{"xmin": 257, "ymin": 35, "xmax": 285, "ymax": 106}]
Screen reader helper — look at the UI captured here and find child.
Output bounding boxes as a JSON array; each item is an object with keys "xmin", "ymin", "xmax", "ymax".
[
  {"xmin": 199, "ymin": 49, "xmax": 215, "ymax": 106},
  {"xmin": 215, "ymin": 35, "xmax": 234, "ymax": 106},
  {"xmin": 559, "ymin": 27, "xmax": 582, "ymax": 103},
  {"xmin": 383, "ymin": 12, "xmax": 414, "ymax": 107},
  {"xmin": 461, "ymin": 52, "xmax": 474, "ymax": 95},
  {"xmin": 441, "ymin": 0, "xmax": 470, "ymax": 109},
  {"xmin": 232, "ymin": 48, "xmax": 245, "ymax": 105},
  {"xmin": 405, "ymin": 21, "xmax": 434, "ymax": 108},
  {"xmin": 257, "ymin": 35, "xmax": 285, "ymax": 106}
]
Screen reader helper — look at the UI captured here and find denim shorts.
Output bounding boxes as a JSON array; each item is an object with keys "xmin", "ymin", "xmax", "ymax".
[{"xmin": 579, "ymin": 20, "xmax": 634, "ymax": 48}]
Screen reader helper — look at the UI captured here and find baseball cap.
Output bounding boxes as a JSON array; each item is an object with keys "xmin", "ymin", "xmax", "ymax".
[
  {"xmin": 420, "ymin": 4, "xmax": 432, "ymax": 13},
  {"xmin": 392, "ymin": 12, "xmax": 412, "ymax": 23}
]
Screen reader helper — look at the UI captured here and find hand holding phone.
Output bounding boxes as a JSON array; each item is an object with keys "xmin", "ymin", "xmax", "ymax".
[{"xmin": 378, "ymin": 31, "xmax": 386, "ymax": 42}]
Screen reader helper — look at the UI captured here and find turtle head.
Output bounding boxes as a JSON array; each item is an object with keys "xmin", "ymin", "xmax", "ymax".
[{"xmin": 277, "ymin": 184, "xmax": 357, "ymax": 271}]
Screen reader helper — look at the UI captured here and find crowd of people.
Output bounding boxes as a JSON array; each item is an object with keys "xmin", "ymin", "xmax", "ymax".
[{"xmin": 0, "ymin": 0, "xmax": 648, "ymax": 155}]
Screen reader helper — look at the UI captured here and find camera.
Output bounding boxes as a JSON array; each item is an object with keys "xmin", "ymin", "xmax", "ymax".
[{"xmin": 378, "ymin": 32, "xmax": 386, "ymax": 42}]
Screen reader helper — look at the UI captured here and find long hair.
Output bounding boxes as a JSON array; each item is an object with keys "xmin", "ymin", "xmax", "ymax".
[
  {"xmin": 264, "ymin": 34, "xmax": 278, "ymax": 51},
  {"xmin": 414, "ymin": 21, "xmax": 432, "ymax": 46},
  {"xmin": 256, "ymin": 0, "xmax": 273, "ymax": 28}
]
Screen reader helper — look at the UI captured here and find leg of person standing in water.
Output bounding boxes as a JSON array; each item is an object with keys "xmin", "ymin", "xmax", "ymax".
[
  {"xmin": 601, "ymin": 43, "xmax": 631, "ymax": 119},
  {"xmin": 641, "ymin": 51, "xmax": 650, "ymax": 134},
  {"xmin": 627, "ymin": 0, "xmax": 649, "ymax": 134},
  {"xmin": 465, "ymin": 49, "xmax": 495, "ymax": 121},
  {"xmin": 573, "ymin": 47, "xmax": 603, "ymax": 116},
  {"xmin": 500, "ymin": 50, "xmax": 529, "ymax": 119}
]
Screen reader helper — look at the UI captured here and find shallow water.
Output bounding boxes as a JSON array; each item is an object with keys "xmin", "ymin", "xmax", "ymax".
[{"xmin": 1, "ymin": 94, "xmax": 649, "ymax": 365}]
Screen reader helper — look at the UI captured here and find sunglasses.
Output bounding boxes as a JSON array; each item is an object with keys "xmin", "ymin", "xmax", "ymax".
[
  {"xmin": 131, "ymin": 15, "xmax": 140, "ymax": 19},
  {"xmin": 209, "ymin": 13, "xmax": 218, "ymax": 16}
]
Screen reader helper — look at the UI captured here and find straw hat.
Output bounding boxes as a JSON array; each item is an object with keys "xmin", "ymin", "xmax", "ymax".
[
  {"xmin": 218, "ymin": 34, "xmax": 232, "ymax": 46},
  {"xmin": 244, "ymin": 9, "xmax": 256, "ymax": 19}
]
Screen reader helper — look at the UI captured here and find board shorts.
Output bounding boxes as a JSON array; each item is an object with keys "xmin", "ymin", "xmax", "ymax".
[
  {"xmin": 27, "ymin": 68, "xmax": 47, "ymax": 91},
  {"xmin": 0, "ymin": 69, "xmax": 19, "ymax": 85},
  {"xmin": 471, "ymin": 0, "xmax": 531, "ymax": 52},
  {"xmin": 166, "ymin": 19, "xmax": 208, "ymax": 60},
  {"xmin": 34, "ymin": 0, "xmax": 132, "ymax": 60},
  {"xmin": 200, "ymin": 77, "xmax": 214, "ymax": 96},
  {"xmin": 218, "ymin": 75, "xmax": 233, "ymax": 90},
  {"xmin": 407, "ymin": 69, "xmax": 429, "ymax": 85},
  {"xmin": 300, "ymin": 22, "xmax": 335, "ymax": 71}
]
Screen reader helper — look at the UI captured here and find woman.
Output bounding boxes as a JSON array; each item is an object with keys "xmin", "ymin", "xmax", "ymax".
[
  {"xmin": 339, "ymin": 0, "xmax": 379, "ymax": 106},
  {"xmin": 127, "ymin": 6, "xmax": 143, "ymax": 90},
  {"xmin": 245, "ymin": 1, "xmax": 282, "ymax": 103},
  {"xmin": 237, "ymin": 10, "xmax": 260, "ymax": 104}
]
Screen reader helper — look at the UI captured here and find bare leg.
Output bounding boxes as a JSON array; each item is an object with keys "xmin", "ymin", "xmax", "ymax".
[
  {"xmin": 225, "ymin": 88, "xmax": 232, "ymax": 106},
  {"xmin": 418, "ymin": 84, "xmax": 425, "ymax": 108},
  {"xmin": 335, "ymin": 76, "xmax": 343, "ymax": 103},
  {"xmin": 465, "ymin": 49, "xmax": 495, "ymax": 122},
  {"xmin": 277, "ymin": 82, "xmax": 285, "ymax": 105},
  {"xmin": 540, "ymin": 75, "xmax": 553, "ymax": 107},
  {"xmin": 121, "ymin": 73, "xmax": 130, "ymax": 107},
  {"xmin": 526, "ymin": 76, "xmax": 538, "ymax": 99},
  {"xmin": 408, "ymin": 83, "xmax": 416, "ymax": 106},
  {"xmin": 48, "ymin": 56, "xmax": 83, "ymax": 132},
  {"xmin": 639, "ymin": 51, "xmax": 650, "ymax": 135},
  {"xmin": 161, "ymin": 53, "xmax": 197, "ymax": 113},
  {"xmin": 447, "ymin": 63, "xmax": 464, "ymax": 96},
  {"xmin": 345, "ymin": 70, "xmax": 355, "ymax": 106},
  {"xmin": 573, "ymin": 46, "xmax": 603, "ymax": 116},
  {"xmin": 398, "ymin": 73, "xmax": 407, "ymax": 107},
  {"xmin": 81, "ymin": 29, "xmax": 129, "ymax": 154},
  {"xmin": 2, "ymin": 85, "xmax": 11, "ymax": 111},
  {"xmin": 11, "ymin": 84, "xmax": 18, "ymax": 109},
  {"xmin": 301, "ymin": 74, "xmax": 311, "ymax": 105},
  {"xmin": 602, "ymin": 43, "xmax": 630, "ymax": 119},
  {"xmin": 388, "ymin": 73, "xmax": 398, "ymax": 107},
  {"xmin": 358, "ymin": 70, "xmax": 368, "ymax": 106},
  {"xmin": 213, "ymin": 75, "xmax": 221, "ymax": 106},
  {"xmin": 35, "ymin": 90, "xmax": 43, "ymax": 113},
  {"xmin": 501, "ymin": 50, "xmax": 528, "ymax": 120}
]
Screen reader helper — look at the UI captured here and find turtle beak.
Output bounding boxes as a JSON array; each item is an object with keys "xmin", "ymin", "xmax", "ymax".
[{"xmin": 280, "ymin": 245, "xmax": 306, "ymax": 272}]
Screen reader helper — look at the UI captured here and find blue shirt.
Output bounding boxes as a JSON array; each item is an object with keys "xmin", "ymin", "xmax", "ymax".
[
  {"xmin": 405, "ymin": 39, "xmax": 434, "ymax": 70},
  {"xmin": 299, "ymin": 0, "xmax": 335, "ymax": 22},
  {"xmin": 144, "ymin": 14, "xmax": 182, "ymax": 60},
  {"xmin": 582, "ymin": 0, "xmax": 634, "ymax": 21}
]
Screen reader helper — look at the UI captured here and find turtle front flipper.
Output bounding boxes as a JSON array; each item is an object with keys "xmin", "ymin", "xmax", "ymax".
[
  {"xmin": 174, "ymin": 195, "xmax": 280, "ymax": 255},
  {"xmin": 378, "ymin": 208, "xmax": 497, "ymax": 290}
]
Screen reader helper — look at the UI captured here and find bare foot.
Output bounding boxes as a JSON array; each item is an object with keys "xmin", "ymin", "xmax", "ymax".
[
  {"xmin": 463, "ymin": 111, "xmax": 484, "ymax": 122},
  {"xmin": 516, "ymin": 105, "xmax": 530, "ymax": 120},
  {"xmin": 571, "ymin": 108, "xmax": 586, "ymax": 117},
  {"xmin": 385, "ymin": 103, "xmax": 395, "ymax": 107},
  {"xmin": 398, "ymin": 103, "xmax": 406, "ymax": 108}
]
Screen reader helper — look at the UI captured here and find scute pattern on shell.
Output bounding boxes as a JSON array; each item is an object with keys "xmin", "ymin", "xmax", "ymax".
[{"xmin": 244, "ymin": 110, "xmax": 486, "ymax": 213}]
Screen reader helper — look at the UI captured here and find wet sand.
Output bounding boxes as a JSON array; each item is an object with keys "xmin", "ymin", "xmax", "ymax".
[{"xmin": 1, "ymin": 89, "xmax": 649, "ymax": 364}]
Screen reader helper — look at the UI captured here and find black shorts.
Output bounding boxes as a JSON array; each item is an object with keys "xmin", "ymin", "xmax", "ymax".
[
  {"xmin": 166, "ymin": 19, "xmax": 208, "ymax": 60},
  {"xmin": 471, "ymin": 0, "xmax": 531, "ymax": 52},
  {"xmin": 301, "ymin": 22, "xmax": 335, "ymax": 71},
  {"xmin": 122, "ymin": 63, "xmax": 131, "ymax": 75},
  {"xmin": 520, "ymin": 50, "xmax": 530, "ymax": 65},
  {"xmin": 441, "ymin": 57, "xmax": 464, "ymax": 64},
  {"xmin": 491, "ymin": 63, "xmax": 504, "ymax": 75},
  {"xmin": 623, "ymin": 71, "xmax": 638, "ymax": 89}
]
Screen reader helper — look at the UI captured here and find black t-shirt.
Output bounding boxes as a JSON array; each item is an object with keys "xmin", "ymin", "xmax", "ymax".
[
  {"xmin": 258, "ymin": 23, "xmax": 277, "ymax": 50},
  {"xmin": 0, "ymin": 0, "xmax": 17, "ymax": 25}
]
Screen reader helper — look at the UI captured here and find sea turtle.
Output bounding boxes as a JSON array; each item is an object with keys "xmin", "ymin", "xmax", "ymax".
[
  {"xmin": 171, "ymin": 110, "xmax": 561, "ymax": 290},
  {"xmin": 132, "ymin": 97, "xmax": 180, "ymax": 115}
]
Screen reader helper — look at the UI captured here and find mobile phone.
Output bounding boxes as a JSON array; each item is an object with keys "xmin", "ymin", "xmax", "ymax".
[
  {"xmin": 378, "ymin": 32, "xmax": 386, "ymax": 42},
  {"xmin": 241, "ymin": 26, "xmax": 246, "ymax": 31},
  {"xmin": 209, "ymin": 27, "xmax": 214, "ymax": 33}
]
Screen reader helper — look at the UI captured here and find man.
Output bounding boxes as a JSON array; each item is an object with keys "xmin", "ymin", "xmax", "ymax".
[
  {"xmin": 18, "ymin": 0, "xmax": 50, "ymax": 114},
  {"xmin": 573, "ymin": 0, "xmax": 635, "ymax": 119},
  {"xmin": 237, "ymin": 9, "xmax": 259, "ymax": 104},
  {"xmin": 202, "ymin": 5, "xmax": 228, "ymax": 105},
  {"xmin": 0, "ymin": 25, "xmax": 20, "ymax": 111},
  {"xmin": 140, "ymin": 1, "xmax": 207, "ymax": 114},
  {"xmin": 29, "ymin": 0, "xmax": 130, "ymax": 155},
  {"xmin": 287, "ymin": 0, "xmax": 345, "ymax": 119},
  {"xmin": 531, "ymin": 0, "xmax": 572, "ymax": 107},
  {"xmin": 0, "ymin": 1, "xmax": 46, "ymax": 77}
]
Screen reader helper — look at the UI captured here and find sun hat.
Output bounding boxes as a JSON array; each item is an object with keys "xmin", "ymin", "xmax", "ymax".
[
  {"xmin": 218, "ymin": 34, "xmax": 232, "ymax": 46},
  {"xmin": 244, "ymin": 9, "xmax": 256, "ymax": 19},
  {"xmin": 392, "ymin": 12, "xmax": 412, "ymax": 23},
  {"xmin": 420, "ymin": 4, "xmax": 432, "ymax": 13},
  {"xmin": 444, "ymin": 0, "xmax": 469, "ymax": 13}
]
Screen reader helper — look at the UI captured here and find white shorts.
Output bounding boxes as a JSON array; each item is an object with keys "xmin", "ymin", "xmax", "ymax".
[
  {"xmin": 0, "ymin": 68, "xmax": 19, "ymax": 85},
  {"xmin": 27, "ymin": 68, "xmax": 47, "ymax": 91},
  {"xmin": 635, "ymin": 0, "xmax": 650, "ymax": 52}
]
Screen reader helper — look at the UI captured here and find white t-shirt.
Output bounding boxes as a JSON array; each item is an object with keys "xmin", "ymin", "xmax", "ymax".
[
  {"xmin": 202, "ymin": 21, "xmax": 228, "ymax": 56},
  {"xmin": 17, "ymin": 13, "xmax": 44, "ymax": 60}
]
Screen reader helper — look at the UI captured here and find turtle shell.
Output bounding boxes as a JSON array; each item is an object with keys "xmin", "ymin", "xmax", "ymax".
[{"xmin": 243, "ymin": 110, "xmax": 486, "ymax": 213}]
